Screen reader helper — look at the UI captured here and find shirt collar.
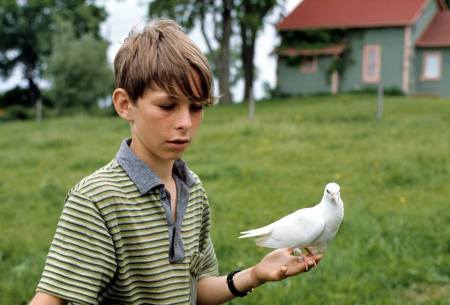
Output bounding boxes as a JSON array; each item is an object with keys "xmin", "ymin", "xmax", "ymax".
[{"xmin": 115, "ymin": 138, "xmax": 195, "ymax": 194}]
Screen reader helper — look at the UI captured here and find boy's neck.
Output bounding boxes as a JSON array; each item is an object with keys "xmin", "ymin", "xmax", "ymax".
[
  {"xmin": 129, "ymin": 137, "xmax": 174, "ymax": 184},
  {"xmin": 148, "ymin": 161, "xmax": 174, "ymax": 185}
]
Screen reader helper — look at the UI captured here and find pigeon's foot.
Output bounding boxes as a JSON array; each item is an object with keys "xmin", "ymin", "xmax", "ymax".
[
  {"xmin": 301, "ymin": 253, "xmax": 311, "ymax": 271},
  {"xmin": 291, "ymin": 248, "xmax": 312, "ymax": 271},
  {"xmin": 290, "ymin": 247, "xmax": 317, "ymax": 271},
  {"xmin": 292, "ymin": 247, "xmax": 302, "ymax": 256},
  {"xmin": 304, "ymin": 247, "xmax": 318, "ymax": 269}
]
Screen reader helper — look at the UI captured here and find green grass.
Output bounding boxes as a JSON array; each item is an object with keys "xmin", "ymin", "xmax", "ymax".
[{"xmin": 1, "ymin": 95, "xmax": 449, "ymax": 304}]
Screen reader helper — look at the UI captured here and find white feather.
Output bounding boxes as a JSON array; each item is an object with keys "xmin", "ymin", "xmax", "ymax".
[{"xmin": 239, "ymin": 182, "xmax": 344, "ymax": 254}]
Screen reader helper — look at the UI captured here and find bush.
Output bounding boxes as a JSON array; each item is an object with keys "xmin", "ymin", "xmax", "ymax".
[
  {"xmin": 2, "ymin": 105, "xmax": 34, "ymax": 121},
  {"xmin": 347, "ymin": 87, "xmax": 405, "ymax": 96},
  {"xmin": 0, "ymin": 87, "xmax": 32, "ymax": 108},
  {"xmin": 0, "ymin": 87, "xmax": 54, "ymax": 110}
]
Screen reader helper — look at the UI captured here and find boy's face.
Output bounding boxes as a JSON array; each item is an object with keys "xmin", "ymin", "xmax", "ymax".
[{"xmin": 128, "ymin": 88, "xmax": 204, "ymax": 166}]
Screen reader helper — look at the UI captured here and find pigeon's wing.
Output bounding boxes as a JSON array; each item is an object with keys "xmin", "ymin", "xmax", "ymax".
[
  {"xmin": 239, "ymin": 223, "xmax": 274, "ymax": 239},
  {"xmin": 256, "ymin": 208, "xmax": 326, "ymax": 249},
  {"xmin": 238, "ymin": 206, "xmax": 314, "ymax": 239},
  {"xmin": 238, "ymin": 207, "xmax": 307, "ymax": 240}
]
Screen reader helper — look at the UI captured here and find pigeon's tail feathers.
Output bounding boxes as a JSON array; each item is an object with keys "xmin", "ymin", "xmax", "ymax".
[
  {"xmin": 255, "ymin": 235, "xmax": 279, "ymax": 248},
  {"xmin": 238, "ymin": 225, "xmax": 272, "ymax": 239}
]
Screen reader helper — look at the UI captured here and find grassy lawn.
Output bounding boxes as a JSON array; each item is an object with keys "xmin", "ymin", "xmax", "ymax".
[{"xmin": 1, "ymin": 94, "xmax": 449, "ymax": 304}]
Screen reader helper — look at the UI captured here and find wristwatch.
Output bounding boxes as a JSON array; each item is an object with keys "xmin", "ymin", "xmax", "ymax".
[{"xmin": 226, "ymin": 268, "xmax": 254, "ymax": 297}]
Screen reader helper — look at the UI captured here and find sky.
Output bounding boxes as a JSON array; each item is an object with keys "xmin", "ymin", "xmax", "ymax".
[
  {"xmin": 101, "ymin": 0, "xmax": 300, "ymax": 101},
  {"xmin": 0, "ymin": 0, "xmax": 301, "ymax": 101}
]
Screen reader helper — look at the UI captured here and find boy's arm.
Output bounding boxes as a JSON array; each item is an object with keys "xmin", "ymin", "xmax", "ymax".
[
  {"xmin": 197, "ymin": 267, "xmax": 261, "ymax": 305},
  {"xmin": 197, "ymin": 248, "xmax": 321, "ymax": 305},
  {"xmin": 29, "ymin": 292, "xmax": 67, "ymax": 305}
]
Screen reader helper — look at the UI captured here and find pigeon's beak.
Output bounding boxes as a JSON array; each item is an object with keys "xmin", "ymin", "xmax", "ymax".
[{"xmin": 332, "ymin": 193, "xmax": 340, "ymax": 203}]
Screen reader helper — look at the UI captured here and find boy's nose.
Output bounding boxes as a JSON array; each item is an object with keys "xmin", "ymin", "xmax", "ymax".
[{"xmin": 175, "ymin": 108, "xmax": 192, "ymax": 130}]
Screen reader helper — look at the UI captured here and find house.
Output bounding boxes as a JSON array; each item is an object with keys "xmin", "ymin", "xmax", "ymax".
[{"xmin": 276, "ymin": 0, "xmax": 450, "ymax": 97}]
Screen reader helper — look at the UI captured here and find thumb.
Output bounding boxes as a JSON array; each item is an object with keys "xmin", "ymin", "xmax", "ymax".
[{"xmin": 278, "ymin": 265, "xmax": 288, "ymax": 279}]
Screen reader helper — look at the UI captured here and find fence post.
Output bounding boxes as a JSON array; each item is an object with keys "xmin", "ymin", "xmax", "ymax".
[
  {"xmin": 377, "ymin": 83, "xmax": 384, "ymax": 121},
  {"xmin": 248, "ymin": 85, "xmax": 255, "ymax": 122},
  {"xmin": 36, "ymin": 98, "xmax": 42, "ymax": 125}
]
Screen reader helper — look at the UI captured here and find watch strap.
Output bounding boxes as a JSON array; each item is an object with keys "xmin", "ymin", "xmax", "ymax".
[{"xmin": 226, "ymin": 268, "xmax": 254, "ymax": 297}]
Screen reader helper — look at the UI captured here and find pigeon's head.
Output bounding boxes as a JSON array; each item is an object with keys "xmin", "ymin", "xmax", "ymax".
[{"xmin": 324, "ymin": 182, "xmax": 341, "ymax": 204}]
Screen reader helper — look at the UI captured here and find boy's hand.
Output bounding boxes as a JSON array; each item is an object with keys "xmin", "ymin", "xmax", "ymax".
[
  {"xmin": 250, "ymin": 248, "xmax": 322, "ymax": 284},
  {"xmin": 197, "ymin": 248, "xmax": 322, "ymax": 305}
]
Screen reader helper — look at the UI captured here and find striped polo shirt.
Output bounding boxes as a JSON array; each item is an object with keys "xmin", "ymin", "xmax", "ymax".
[{"xmin": 36, "ymin": 139, "xmax": 219, "ymax": 304}]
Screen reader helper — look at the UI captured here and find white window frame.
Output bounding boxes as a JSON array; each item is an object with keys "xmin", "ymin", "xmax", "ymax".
[
  {"xmin": 300, "ymin": 56, "xmax": 318, "ymax": 73},
  {"xmin": 421, "ymin": 51, "xmax": 442, "ymax": 81},
  {"xmin": 362, "ymin": 45, "xmax": 381, "ymax": 83}
]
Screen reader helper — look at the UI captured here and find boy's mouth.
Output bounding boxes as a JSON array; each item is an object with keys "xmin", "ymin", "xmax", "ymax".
[
  {"xmin": 167, "ymin": 139, "xmax": 190, "ymax": 150},
  {"xmin": 168, "ymin": 139, "xmax": 189, "ymax": 144}
]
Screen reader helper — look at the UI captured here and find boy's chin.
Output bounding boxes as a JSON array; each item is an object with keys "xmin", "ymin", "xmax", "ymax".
[{"xmin": 163, "ymin": 151, "xmax": 186, "ymax": 161}]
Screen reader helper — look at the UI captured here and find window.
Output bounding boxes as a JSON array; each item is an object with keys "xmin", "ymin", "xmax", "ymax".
[
  {"xmin": 300, "ymin": 56, "xmax": 317, "ymax": 73},
  {"xmin": 362, "ymin": 45, "xmax": 381, "ymax": 83},
  {"xmin": 421, "ymin": 52, "xmax": 441, "ymax": 81}
]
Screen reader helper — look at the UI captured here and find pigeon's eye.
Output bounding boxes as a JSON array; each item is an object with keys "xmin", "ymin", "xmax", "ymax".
[{"xmin": 326, "ymin": 189, "xmax": 330, "ymax": 194}]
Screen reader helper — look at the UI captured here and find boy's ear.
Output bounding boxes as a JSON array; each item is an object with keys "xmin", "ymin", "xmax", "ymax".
[{"xmin": 112, "ymin": 88, "xmax": 135, "ymax": 121}]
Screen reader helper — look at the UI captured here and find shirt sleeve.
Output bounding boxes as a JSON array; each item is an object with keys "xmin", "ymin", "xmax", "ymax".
[
  {"xmin": 197, "ymin": 190, "xmax": 219, "ymax": 279},
  {"xmin": 36, "ymin": 191, "xmax": 117, "ymax": 305}
]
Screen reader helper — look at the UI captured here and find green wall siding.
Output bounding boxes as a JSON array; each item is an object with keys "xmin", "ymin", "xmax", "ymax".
[
  {"xmin": 340, "ymin": 28, "xmax": 405, "ymax": 92},
  {"xmin": 414, "ymin": 48, "xmax": 450, "ymax": 97},
  {"xmin": 276, "ymin": 27, "xmax": 405, "ymax": 95},
  {"xmin": 277, "ymin": 56, "xmax": 334, "ymax": 95},
  {"xmin": 410, "ymin": 0, "xmax": 439, "ymax": 93},
  {"xmin": 275, "ymin": 1, "xmax": 450, "ymax": 96}
]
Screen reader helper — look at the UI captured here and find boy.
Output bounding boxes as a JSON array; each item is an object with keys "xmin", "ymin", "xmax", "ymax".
[{"xmin": 29, "ymin": 20, "xmax": 321, "ymax": 305}]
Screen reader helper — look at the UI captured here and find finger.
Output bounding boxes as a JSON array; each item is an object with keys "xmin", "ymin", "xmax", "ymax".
[
  {"xmin": 303, "ymin": 253, "xmax": 321, "ymax": 262},
  {"xmin": 313, "ymin": 253, "xmax": 323, "ymax": 261},
  {"xmin": 285, "ymin": 262, "xmax": 308, "ymax": 276},
  {"xmin": 308, "ymin": 254, "xmax": 322, "ymax": 266},
  {"xmin": 278, "ymin": 264, "xmax": 288, "ymax": 280},
  {"xmin": 307, "ymin": 258, "xmax": 316, "ymax": 269},
  {"xmin": 294, "ymin": 255, "xmax": 320, "ymax": 274},
  {"xmin": 295, "ymin": 255, "xmax": 304, "ymax": 263},
  {"xmin": 285, "ymin": 259, "xmax": 308, "ymax": 275},
  {"xmin": 290, "ymin": 255, "xmax": 304, "ymax": 268}
]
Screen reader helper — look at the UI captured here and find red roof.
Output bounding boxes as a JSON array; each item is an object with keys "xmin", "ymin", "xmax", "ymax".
[
  {"xmin": 416, "ymin": 11, "xmax": 450, "ymax": 47},
  {"xmin": 278, "ymin": 0, "xmax": 432, "ymax": 30},
  {"xmin": 277, "ymin": 44, "xmax": 345, "ymax": 56}
]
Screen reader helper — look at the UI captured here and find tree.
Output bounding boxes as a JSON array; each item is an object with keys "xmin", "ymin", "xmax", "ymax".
[
  {"xmin": 45, "ymin": 20, "xmax": 113, "ymax": 113},
  {"xmin": 0, "ymin": 0, "xmax": 107, "ymax": 108},
  {"xmin": 148, "ymin": 0, "xmax": 234, "ymax": 103},
  {"xmin": 236, "ymin": 0, "xmax": 278, "ymax": 102},
  {"xmin": 148, "ymin": 0, "xmax": 282, "ymax": 104}
]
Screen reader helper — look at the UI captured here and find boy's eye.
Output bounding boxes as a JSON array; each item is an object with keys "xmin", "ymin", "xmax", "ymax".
[
  {"xmin": 159, "ymin": 104, "xmax": 175, "ymax": 110},
  {"xmin": 190, "ymin": 104, "xmax": 204, "ymax": 112}
]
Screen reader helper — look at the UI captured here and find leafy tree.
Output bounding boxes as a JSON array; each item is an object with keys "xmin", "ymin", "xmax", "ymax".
[
  {"xmin": 148, "ymin": 0, "xmax": 234, "ymax": 103},
  {"xmin": 148, "ymin": 0, "xmax": 280, "ymax": 103},
  {"xmin": 236, "ymin": 0, "xmax": 278, "ymax": 102},
  {"xmin": 0, "ymin": 0, "xmax": 107, "ymax": 108},
  {"xmin": 45, "ymin": 21, "xmax": 113, "ymax": 113}
]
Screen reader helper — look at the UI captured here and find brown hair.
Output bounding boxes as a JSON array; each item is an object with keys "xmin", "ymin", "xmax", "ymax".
[{"xmin": 114, "ymin": 19, "xmax": 214, "ymax": 105}]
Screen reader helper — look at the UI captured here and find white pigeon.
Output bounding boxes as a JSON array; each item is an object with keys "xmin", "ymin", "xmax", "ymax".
[{"xmin": 239, "ymin": 182, "xmax": 344, "ymax": 260}]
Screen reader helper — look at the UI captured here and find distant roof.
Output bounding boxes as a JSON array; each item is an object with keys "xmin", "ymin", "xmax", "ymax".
[
  {"xmin": 277, "ymin": 44, "xmax": 345, "ymax": 56},
  {"xmin": 278, "ymin": 0, "xmax": 443, "ymax": 30},
  {"xmin": 416, "ymin": 11, "xmax": 450, "ymax": 47}
]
